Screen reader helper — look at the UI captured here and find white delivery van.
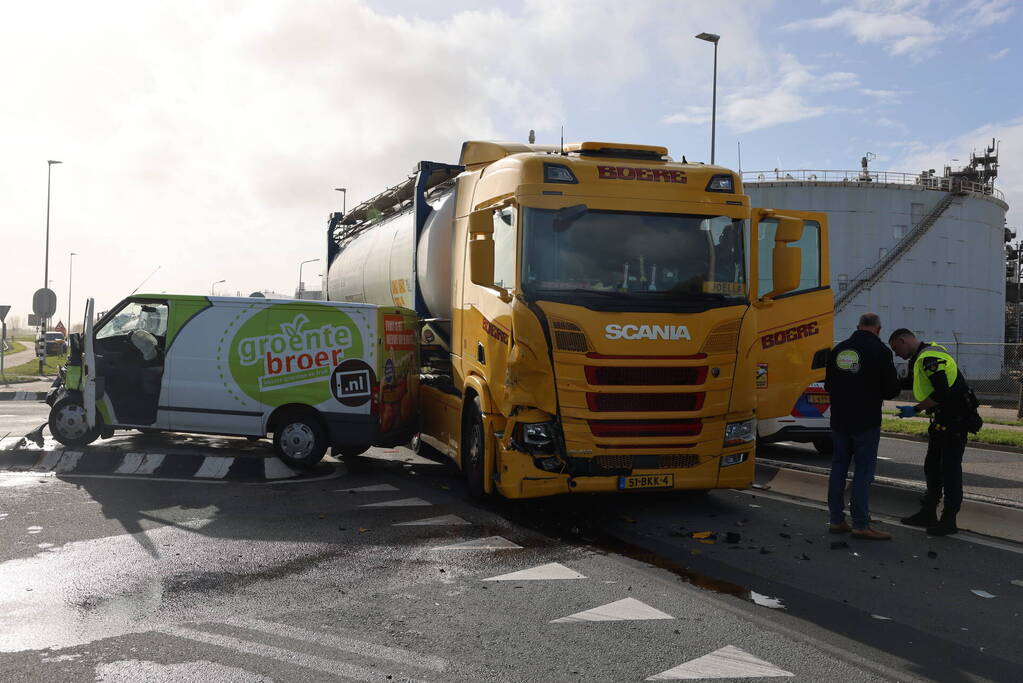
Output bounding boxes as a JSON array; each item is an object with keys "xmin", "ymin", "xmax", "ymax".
[{"xmin": 45, "ymin": 295, "xmax": 419, "ymax": 467}]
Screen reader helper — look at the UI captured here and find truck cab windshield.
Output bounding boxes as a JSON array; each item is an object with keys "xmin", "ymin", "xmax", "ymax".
[{"xmin": 521, "ymin": 208, "xmax": 746, "ymax": 304}]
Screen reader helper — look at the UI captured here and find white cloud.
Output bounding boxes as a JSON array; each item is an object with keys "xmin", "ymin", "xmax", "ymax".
[
  {"xmin": 662, "ymin": 55, "xmax": 856, "ymax": 133},
  {"xmin": 891, "ymin": 118, "xmax": 1021, "ymax": 222},
  {"xmin": 784, "ymin": 0, "xmax": 1013, "ymax": 60},
  {"xmin": 860, "ymin": 88, "xmax": 902, "ymax": 103},
  {"xmin": 990, "ymin": 47, "xmax": 1010, "ymax": 61}
]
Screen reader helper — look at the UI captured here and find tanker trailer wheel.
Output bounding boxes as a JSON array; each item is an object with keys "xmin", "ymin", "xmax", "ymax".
[
  {"xmin": 462, "ymin": 396, "xmax": 487, "ymax": 500},
  {"xmin": 48, "ymin": 396, "xmax": 101, "ymax": 447},
  {"xmin": 273, "ymin": 411, "xmax": 328, "ymax": 469}
]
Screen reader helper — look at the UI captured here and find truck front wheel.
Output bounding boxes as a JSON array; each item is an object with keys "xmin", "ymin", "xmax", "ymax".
[
  {"xmin": 273, "ymin": 412, "xmax": 327, "ymax": 469},
  {"xmin": 48, "ymin": 397, "xmax": 100, "ymax": 447},
  {"xmin": 462, "ymin": 396, "xmax": 487, "ymax": 500}
]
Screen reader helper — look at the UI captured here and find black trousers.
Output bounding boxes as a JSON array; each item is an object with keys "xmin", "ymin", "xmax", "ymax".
[{"xmin": 923, "ymin": 425, "xmax": 967, "ymax": 511}]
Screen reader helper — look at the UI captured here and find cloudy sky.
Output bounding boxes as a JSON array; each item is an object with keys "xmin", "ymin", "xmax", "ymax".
[{"xmin": 1, "ymin": 0, "xmax": 1020, "ymax": 328}]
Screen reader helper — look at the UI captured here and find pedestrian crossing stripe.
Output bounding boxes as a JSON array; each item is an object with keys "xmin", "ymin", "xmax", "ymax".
[
  {"xmin": 483, "ymin": 562, "xmax": 586, "ymax": 581},
  {"xmin": 645, "ymin": 645, "xmax": 794, "ymax": 680},
  {"xmin": 336, "ymin": 484, "xmax": 400, "ymax": 492},
  {"xmin": 359, "ymin": 497, "xmax": 433, "ymax": 508},
  {"xmin": 434, "ymin": 536, "xmax": 522, "ymax": 550},
  {"xmin": 393, "ymin": 514, "xmax": 471, "ymax": 526},
  {"xmin": 551, "ymin": 597, "xmax": 673, "ymax": 623}
]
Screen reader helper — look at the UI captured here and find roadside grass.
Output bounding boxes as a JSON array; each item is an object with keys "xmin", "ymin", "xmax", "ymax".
[
  {"xmin": 1, "ymin": 340, "xmax": 26, "ymax": 356},
  {"xmin": 882, "ymin": 418, "xmax": 1023, "ymax": 449},
  {"xmin": 2, "ymin": 353, "xmax": 66, "ymax": 379},
  {"xmin": 883, "ymin": 408, "xmax": 1023, "ymax": 428}
]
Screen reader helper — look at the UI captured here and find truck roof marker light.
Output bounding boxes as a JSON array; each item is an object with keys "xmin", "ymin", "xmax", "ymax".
[
  {"xmin": 706, "ymin": 174, "xmax": 735, "ymax": 192},
  {"xmin": 544, "ymin": 163, "xmax": 578, "ymax": 184}
]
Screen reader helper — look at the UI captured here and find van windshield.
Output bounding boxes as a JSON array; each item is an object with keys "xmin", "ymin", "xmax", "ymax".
[
  {"xmin": 96, "ymin": 301, "xmax": 168, "ymax": 339},
  {"xmin": 521, "ymin": 208, "xmax": 746, "ymax": 305}
]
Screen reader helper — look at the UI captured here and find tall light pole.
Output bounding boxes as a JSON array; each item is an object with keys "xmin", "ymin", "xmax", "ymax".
[
  {"xmin": 695, "ymin": 33, "xmax": 720, "ymax": 165},
  {"xmin": 298, "ymin": 258, "xmax": 319, "ymax": 298},
  {"xmin": 40, "ymin": 159, "xmax": 62, "ymax": 374},
  {"xmin": 67, "ymin": 252, "xmax": 77, "ymax": 332},
  {"xmin": 210, "ymin": 279, "xmax": 225, "ymax": 295},
  {"xmin": 334, "ymin": 187, "xmax": 347, "ymax": 215}
]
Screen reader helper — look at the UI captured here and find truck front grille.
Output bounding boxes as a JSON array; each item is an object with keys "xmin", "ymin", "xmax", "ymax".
[
  {"xmin": 585, "ymin": 365, "xmax": 707, "ymax": 386},
  {"xmin": 591, "ymin": 454, "xmax": 700, "ymax": 471},
  {"xmin": 586, "ymin": 392, "xmax": 705, "ymax": 412},
  {"xmin": 588, "ymin": 419, "xmax": 702, "ymax": 437}
]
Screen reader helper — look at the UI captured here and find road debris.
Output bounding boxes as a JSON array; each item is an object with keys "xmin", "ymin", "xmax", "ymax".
[
  {"xmin": 971, "ymin": 590, "xmax": 996, "ymax": 599},
  {"xmin": 750, "ymin": 592, "xmax": 785, "ymax": 609}
]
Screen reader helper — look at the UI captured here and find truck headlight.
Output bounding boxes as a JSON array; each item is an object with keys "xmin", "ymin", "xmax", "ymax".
[
  {"xmin": 721, "ymin": 452, "xmax": 748, "ymax": 467},
  {"xmin": 723, "ymin": 419, "xmax": 755, "ymax": 447},
  {"xmin": 520, "ymin": 421, "xmax": 556, "ymax": 454}
]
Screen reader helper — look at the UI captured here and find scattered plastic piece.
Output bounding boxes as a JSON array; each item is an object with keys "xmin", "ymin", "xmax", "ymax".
[
  {"xmin": 971, "ymin": 590, "xmax": 996, "ymax": 599},
  {"xmin": 750, "ymin": 504, "xmax": 762, "ymax": 508},
  {"xmin": 698, "ymin": 539, "xmax": 716, "ymax": 545},
  {"xmin": 750, "ymin": 592, "xmax": 785, "ymax": 609},
  {"xmin": 797, "ymin": 553, "xmax": 811, "ymax": 561},
  {"xmin": 1011, "ymin": 580, "xmax": 1023, "ymax": 588},
  {"xmin": 871, "ymin": 615, "xmax": 893, "ymax": 621},
  {"xmin": 691, "ymin": 531, "xmax": 716, "ymax": 540},
  {"xmin": 830, "ymin": 541, "xmax": 850, "ymax": 550},
  {"xmin": 358, "ymin": 528, "xmax": 370, "ymax": 533}
]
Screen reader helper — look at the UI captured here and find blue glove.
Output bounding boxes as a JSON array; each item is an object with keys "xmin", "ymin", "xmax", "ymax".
[{"xmin": 896, "ymin": 405, "xmax": 917, "ymax": 418}]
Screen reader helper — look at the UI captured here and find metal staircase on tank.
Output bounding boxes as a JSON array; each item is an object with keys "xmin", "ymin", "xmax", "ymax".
[{"xmin": 834, "ymin": 189, "xmax": 960, "ymax": 314}]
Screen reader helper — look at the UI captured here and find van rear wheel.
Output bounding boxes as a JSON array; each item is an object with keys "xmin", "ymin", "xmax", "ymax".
[
  {"xmin": 49, "ymin": 397, "xmax": 100, "ymax": 447},
  {"xmin": 273, "ymin": 412, "xmax": 327, "ymax": 469}
]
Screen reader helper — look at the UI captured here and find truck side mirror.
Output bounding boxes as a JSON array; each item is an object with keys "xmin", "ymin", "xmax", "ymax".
[
  {"xmin": 766, "ymin": 245, "xmax": 801, "ymax": 298},
  {"xmin": 773, "ymin": 215, "xmax": 804, "ymax": 243},
  {"xmin": 469, "ymin": 238, "xmax": 495, "ymax": 287}
]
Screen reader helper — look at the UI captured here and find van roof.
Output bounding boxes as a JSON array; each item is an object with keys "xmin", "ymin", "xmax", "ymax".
[{"xmin": 133, "ymin": 294, "xmax": 381, "ymax": 309}]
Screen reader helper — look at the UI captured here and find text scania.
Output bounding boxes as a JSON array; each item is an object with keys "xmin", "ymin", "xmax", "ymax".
[{"xmin": 605, "ymin": 324, "xmax": 691, "ymax": 341}]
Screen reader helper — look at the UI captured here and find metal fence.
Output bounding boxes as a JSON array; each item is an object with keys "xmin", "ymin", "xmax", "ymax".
[
  {"xmin": 741, "ymin": 169, "xmax": 1005, "ymax": 202},
  {"xmin": 891, "ymin": 342, "xmax": 1023, "ymax": 415}
]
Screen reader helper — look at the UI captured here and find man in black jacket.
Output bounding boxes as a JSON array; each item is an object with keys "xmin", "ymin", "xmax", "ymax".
[{"xmin": 825, "ymin": 313, "xmax": 902, "ymax": 540}]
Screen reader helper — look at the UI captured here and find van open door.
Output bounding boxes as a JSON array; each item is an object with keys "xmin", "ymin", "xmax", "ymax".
[
  {"xmin": 751, "ymin": 210, "xmax": 833, "ymax": 444},
  {"xmin": 83, "ymin": 298, "xmax": 97, "ymax": 430}
]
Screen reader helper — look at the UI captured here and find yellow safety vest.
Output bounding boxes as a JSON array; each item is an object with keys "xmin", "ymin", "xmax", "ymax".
[{"xmin": 912, "ymin": 342, "xmax": 958, "ymax": 402}]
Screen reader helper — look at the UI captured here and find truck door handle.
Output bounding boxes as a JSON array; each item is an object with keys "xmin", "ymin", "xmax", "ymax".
[{"xmin": 477, "ymin": 342, "xmax": 486, "ymax": 365}]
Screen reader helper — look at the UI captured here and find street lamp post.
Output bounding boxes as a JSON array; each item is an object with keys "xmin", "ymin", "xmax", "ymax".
[
  {"xmin": 695, "ymin": 33, "xmax": 720, "ymax": 165},
  {"xmin": 68, "ymin": 252, "xmax": 77, "ymax": 333},
  {"xmin": 334, "ymin": 187, "xmax": 347, "ymax": 215},
  {"xmin": 298, "ymin": 258, "xmax": 319, "ymax": 298},
  {"xmin": 40, "ymin": 159, "xmax": 62, "ymax": 374},
  {"xmin": 210, "ymin": 279, "xmax": 225, "ymax": 296}
]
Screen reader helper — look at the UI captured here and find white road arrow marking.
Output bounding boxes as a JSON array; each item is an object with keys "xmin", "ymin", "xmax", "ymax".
[
  {"xmin": 434, "ymin": 536, "xmax": 522, "ymax": 550},
  {"xmin": 646, "ymin": 645, "xmax": 794, "ymax": 680},
  {"xmin": 360, "ymin": 497, "xmax": 433, "ymax": 508},
  {"xmin": 394, "ymin": 514, "xmax": 471, "ymax": 526},
  {"xmin": 551, "ymin": 597, "xmax": 673, "ymax": 623},
  {"xmin": 483, "ymin": 562, "xmax": 586, "ymax": 581}
]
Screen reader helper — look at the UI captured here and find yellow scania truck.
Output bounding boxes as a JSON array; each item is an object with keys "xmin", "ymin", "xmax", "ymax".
[{"xmin": 326, "ymin": 141, "xmax": 832, "ymax": 498}]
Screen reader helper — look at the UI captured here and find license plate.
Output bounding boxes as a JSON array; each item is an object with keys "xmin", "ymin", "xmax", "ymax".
[
  {"xmin": 619, "ymin": 474, "xmax": 674, "ymax": 490},
  {"xmin": 807, "ymin": 394, "xmax": 830, "ymax": 404}
]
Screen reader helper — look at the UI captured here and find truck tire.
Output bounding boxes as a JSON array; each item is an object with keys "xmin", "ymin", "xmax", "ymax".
[
  {"xmin": 462, "ymin": 396, "xmax": 487, "ymax": 500},
  {"xmin": 49, "ymin": 396, "xmax": 100, "ymax": 447},
  {"xmin": 812, "ymin": 438, "xmax": 834, "ymax": 455},
  {"xmin": 273, "ymin": 412, "xmax": 328, "ymax": 469}
]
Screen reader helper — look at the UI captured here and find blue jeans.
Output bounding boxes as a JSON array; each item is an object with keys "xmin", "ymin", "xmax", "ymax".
[{"xmin": 828, "ymin": 427, "xmax": 881, "ymax": 529}]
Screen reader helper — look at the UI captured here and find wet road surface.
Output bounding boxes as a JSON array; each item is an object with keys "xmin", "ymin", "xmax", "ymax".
[{"xmin": 0, "ymin": 429, "xmax": 1021, "ymax": 680}]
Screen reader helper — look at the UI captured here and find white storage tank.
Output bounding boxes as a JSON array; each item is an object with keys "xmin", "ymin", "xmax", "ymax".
[{"xmin": 744, "ymin": 166, "xmax": 1009, "ymax": 380}]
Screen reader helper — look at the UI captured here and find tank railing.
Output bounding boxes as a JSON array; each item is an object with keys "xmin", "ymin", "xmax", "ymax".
[{"xmin": 742, "ymin": 169, "xmax": 1004, "ymax": 201}]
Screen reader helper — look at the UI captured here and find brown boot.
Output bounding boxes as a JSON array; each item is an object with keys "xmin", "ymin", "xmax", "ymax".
[
  {"xmin": 828, "ymin": 521, "xmax": 851, "ymax": 534},
  {"xmin": 851, "ymin": 527, "xmax": 892, "ymax": 540}
]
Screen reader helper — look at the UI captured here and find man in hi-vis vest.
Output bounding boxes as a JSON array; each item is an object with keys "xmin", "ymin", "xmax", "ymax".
[{"xmin": 889, "ymin": 329, "xmax": 980, "ymax": 536}]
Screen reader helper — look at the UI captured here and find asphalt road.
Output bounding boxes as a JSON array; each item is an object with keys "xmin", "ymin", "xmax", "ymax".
[
  {"xmin": 0, "ymin": 402, "xmax": 48, "ymax": 443},
  {"xmin": 2, "ymin": 406, "xmax": 1022, "ymax": 681},
  {"xmin": 761, "ymin": 438, "xmax": 1023, "ymax": 506}
]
